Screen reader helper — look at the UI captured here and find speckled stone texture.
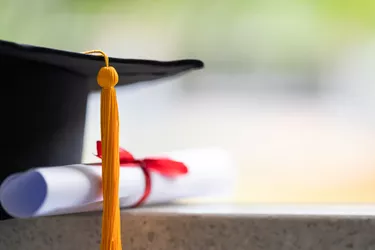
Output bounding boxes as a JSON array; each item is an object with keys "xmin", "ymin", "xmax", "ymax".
[{"xmin": 0, "ymin": 206, "xmax": 375, "ymax": 250}]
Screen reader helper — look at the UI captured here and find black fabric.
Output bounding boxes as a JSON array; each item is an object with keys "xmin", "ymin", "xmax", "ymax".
[
  {"xmin": 0, "ymin": 40, "xmax": 204, "ymax": 90},
  {"xmin": 0, "ymin": 55, "xmax": 89, "ymax": 219},
  {"xmin": 0, "ymin": 40, "xmax": 204, "ymax": 220}
]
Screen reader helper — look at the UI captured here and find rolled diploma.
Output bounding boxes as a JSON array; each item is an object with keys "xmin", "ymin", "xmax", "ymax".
[{"xmin": 0, "ymin": 147, "xmax": 235, "ymax": 218}]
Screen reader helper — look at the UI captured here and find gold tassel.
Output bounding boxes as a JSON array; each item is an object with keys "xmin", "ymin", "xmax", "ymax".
[{"xmin": 84, "ymin": 50, "xmax": 122, "ymax": 250}]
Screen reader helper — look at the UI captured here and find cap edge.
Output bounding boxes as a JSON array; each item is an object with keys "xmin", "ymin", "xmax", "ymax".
[{"xmin": 0, "ymin": 39, "xmax": 204, "ymax": 69}]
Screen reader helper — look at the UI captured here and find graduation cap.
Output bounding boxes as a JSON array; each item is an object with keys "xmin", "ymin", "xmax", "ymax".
[{"xmin": 0, "ymin": 39, "xmax": 204, "ymax": 224}]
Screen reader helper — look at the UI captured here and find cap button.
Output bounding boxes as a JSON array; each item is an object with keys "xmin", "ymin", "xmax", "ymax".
[{"xmin": 97, "ymin": 66, "xmax": 119, "ymax": 89}]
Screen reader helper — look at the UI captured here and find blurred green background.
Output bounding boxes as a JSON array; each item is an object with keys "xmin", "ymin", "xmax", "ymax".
[
  {"xmin": 3, "ymin": 0, "xmax": 375, "ymax": 203},
  {"xmin": 2, "ymin": 0, "xmax": 375, "ymax": 65}
]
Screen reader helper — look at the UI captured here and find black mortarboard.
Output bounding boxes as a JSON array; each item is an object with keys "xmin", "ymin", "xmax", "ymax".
[{"xmin": 0, "ymin": 40, "xmax": 203, "ymax": 219}]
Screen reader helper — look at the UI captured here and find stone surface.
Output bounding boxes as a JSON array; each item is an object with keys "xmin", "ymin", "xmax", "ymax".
[{"xmin": 0, "ymin": 204, "xmax": 375, "ymax": 250}]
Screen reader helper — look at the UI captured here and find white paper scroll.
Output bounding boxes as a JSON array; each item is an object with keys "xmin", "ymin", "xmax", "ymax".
[{"xmin": 0, "ymin": 147, "xmax": 235, "ymax": 218}]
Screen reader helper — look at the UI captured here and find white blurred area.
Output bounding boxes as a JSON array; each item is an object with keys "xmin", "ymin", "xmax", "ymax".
[
  {"xmin": 76, "ymin": 2, "xmax": 375, "ymax": 203},
  {"xmin": 82, "ymin": 40, "xmax": 375, "ymax": 204}
]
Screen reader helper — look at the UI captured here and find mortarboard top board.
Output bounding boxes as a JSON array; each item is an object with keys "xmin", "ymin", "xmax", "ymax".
[
  {"xmin": 0, "ymin": 39, "xmax": 204, "ymax": 90},
  {"xmin": 0, "ymin": 40, "xmax": 204, "ymax": 220}
]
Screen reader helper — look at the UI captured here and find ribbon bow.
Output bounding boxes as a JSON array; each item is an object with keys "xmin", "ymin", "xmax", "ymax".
[{"xmin": 95, "ymin": 141, "xmax": 188, "ymax": 207}]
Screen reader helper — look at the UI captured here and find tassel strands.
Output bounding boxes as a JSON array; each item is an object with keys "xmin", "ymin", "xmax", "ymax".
[{"xmin": 84, "ymin": 50, "xmax": 122, "ymax": 250}]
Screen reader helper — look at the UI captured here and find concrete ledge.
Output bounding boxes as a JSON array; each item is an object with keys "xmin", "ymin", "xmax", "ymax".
[{"xmin": 1, "ymin": 204, "xmax": 375, "ymax": 250}]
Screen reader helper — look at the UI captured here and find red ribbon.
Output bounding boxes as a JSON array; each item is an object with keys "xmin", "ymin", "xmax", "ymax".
[{"xmin": 94, "ymin": 141, "xmax": 188, "ymax": 207}]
